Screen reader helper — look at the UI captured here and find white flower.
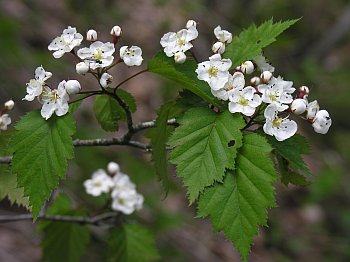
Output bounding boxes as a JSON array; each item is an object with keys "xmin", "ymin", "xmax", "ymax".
[
  {"xmin": 76, "ymin": 62, "xmax": 89, "ymax": 75},
  {"xmin": 24, "ymin": 66, "xmax": 52, "ymax": 101},
  {"xmin": 120, "ymin": 46, "xmax": 143, "ymax": 66},
  {"xmin": 196, "ymin": 54, "xmax": 232, "ymax": 91},
  {"xmin": 40, "ymin": 81, "xmax": 70, "ymax": 120},
  {"xmin": 250, "ymin": 76, "xmax": 261, "ymax": 86},
  {"xmin": 312, "ymin": 110, "xmax": 332, "ymax": 134},
  {"xmin": 214, "ymin": 25, "xmax": 232, "ymax": 44},
  {"xmin": 160, "ymin": 26, "xmax": 198, "ymax": 57},
  {"xmin": 174, "ymin": 52, "xmax": 186, "ymax": 64},
  {"xmin": 48, "ymin": 26, "xmax": 83, "ymax": 58},
  {"xmin": 4, "ymin": 100, "xmax": 15, "ymax": 110},
  {"xmin": 240, "ymin": 61, "xmax": 255, "ymax": 74},
  {"xmin": 84, "ymin": 169, "xmax": 114, "ymax": 197},
  {"xmin": 291, "ymin": 98, "xmax": 307, "ymax": 115},
  {"xmin": 306, "ymin": 100, "xmax": 319, "ymax": 119},
  {"xmin": 253, "ymin": 55, "xmax": 275, "ymax": 73},
  {"xmin": 65, "ymin": 80, "xmax": 81, "ymax": 95},
  {"xmin": 260, "ymin": 71, "xmax": 273, "ymax": 83},
  {"xmin": 212, "ymin": 41, "xmax": 225, "ymax": 54},
  {"xmin": 263, "ymin": 103, "xmax": 297, "ymax": 141},
  {"xmin": 111, "ymin": 188, "xmax": 144, "ymax": 215},
  {"xmin": 112, "ymin": 173, "xmax": 135, "ymax": 191},
  {"xmin": 107, "ymin": 162, "xmax": 120, "ymax": 175},
  {"xmin": 228, "ymin": 86, "xmax": 262, "ymax": 116},
  {"xmin": 77, "ymin": 41, "xmax": 115, "ymax": 70},
  {"xmin": 211, "ymin": 72, "xmax": 245, "ymax": 101},
  {"xmin": 0, "ymin": 114, "xmax": 11, "ymax": 131},
  {"xmin": 110, "ymin": 25, "xmax": 122, "ymax": 37},
  {"xmin": 258, "ymin": 76, "xmax": 295, "ymax": 111},
  {"xmin": 186, "ymin": 20, "xmax": 197, "ymax": 29},
  {"xmin": 100, "ymin": 73, "xmax": 113, "ymax": 88},
  {"xmin": 86, "ymin": 29, "xmax": 97, "ymax": 41}
]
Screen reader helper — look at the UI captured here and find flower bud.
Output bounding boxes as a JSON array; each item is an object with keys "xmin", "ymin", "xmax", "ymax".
[
  {"xmin": 76, "ymin": 62, "xmax": 89, "ymax": 75},
  {"xmin": 312, "ymin": 110, "xmax": 332, "ymax": 134},
  {"xmin": 250, "ymin": 76, "xmax": 261, "ymax": 86},
  {"xmin": 291, "ymin": 98, "xmax": 307, "ymax": 115},
  {"xmin": 4, "ymin": 100, "xmax": 14, "ymax": 110},
  {"xmin": 65, "ymin": 80, "xmax": 81, "ymax": 95},
  {"xmin": 212, "ymin": 41, "xmax": 225, "ymax": 54},
  {"xmin": 110, "ymin": 25, "xmax": 122, "ymax": 37},
  {"xmin": 214, "ymin": 26, "xmax": 232, "ymax": 44},
  {"xmin": 86, "ymin": 29, "xmax": 97, "ymax": 41},
  {"xmin": 107, "ymin": 162, "xmax": 120, "ymax": 174},
  {"xmin": 297, "ymin": 85, "xmax": 310, "ymax": 98},
  {"xmin": 240, "ymin": 61, "xmax": 255, "ymax": 74},
  {"xmin": 186, "ymin": 20, "xmax": 197, "ymax": 29},
  {"xmin": 260, "ymin": 71, "xmax": 273, "ymax": 83},
  {"xmin": 100, "ymin": 73, "xmax": 113, "ymax": 88},
  {"xmin": 174, "ymin": 52, "xmax": 186, "ymax": 64}
]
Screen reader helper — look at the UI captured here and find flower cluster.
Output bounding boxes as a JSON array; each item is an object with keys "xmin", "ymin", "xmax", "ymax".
[
  {"xmin": 0, "ymin": 100, "xmax": 14, "ymax": 132},
  {"xmin": 193, "ymin": 24, "xmax": 332, "ymax": 141},
  {"xmin": 160, "ymin": 20, "xmax": 198, "ymax": 64},
  {"xmin": 84, "ymin": 162, "xmax": 144, "ymax": 215},
  {"xmin": 23, "ymin": 66, "xmax": 81, "ymax": 120}
]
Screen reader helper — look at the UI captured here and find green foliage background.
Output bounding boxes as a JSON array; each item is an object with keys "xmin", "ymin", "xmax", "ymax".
[{"xmin": 0, "ymin": 0, "xmax": 349, "ymax": 261}]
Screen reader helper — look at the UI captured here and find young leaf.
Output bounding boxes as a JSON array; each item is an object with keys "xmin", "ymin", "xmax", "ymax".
[
  {"xmin": 9, "ymin": 111, "xmax": 76, "ymax": 218},
  {"xmin": 93, "ymin": 90, "xmax": 136, "ymax": 132},
  {"xmin": 108, "ymin": 223, "xmax": 159, "ymax": 262},
  {"xmin": 168, "ymin": 107, "xmax": 245, "ymax": 203},
  {"xmin": 39, "ymin": 194, "xmax": 90, "ymax": 262},
  {"xmin": 148, "ymin": 52, "xmax": 224, "ymax": 109},
  {"xmin": 198, "ymin": 134, "xmax": 278, "ymax": 261},
  {"xmin": 267, "ymin": 134, "xmax": 311, "ymax": 175},
  {"xmin": 225, "ymin": 19, "xmax": 299, "ymax": 68}
]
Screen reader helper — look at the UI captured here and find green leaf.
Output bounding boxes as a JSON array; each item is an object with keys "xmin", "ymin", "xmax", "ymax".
[
  {"xmin": 93, "ymin": 90, "xmax": 136, "ymax": 132},
  {"xmin": 267, "ymin": 134, "xmax": 311, "ymax": 175},
  {"xmin": 276, "ymin": 155, "xmax": 310, "ymax": 187},
  {"xmin": 0, "ymin": 169, "xmax": 30, "ymax": 209},
  {"xmin": 225, "ymin": 19, "xmax": 299, "ymax": 68},
  {"xmin": 39, "ymin": 194, "xmax": 90, "ymax": 262},
  {"xmin": 198, "ymin": 134, "xmax": 278, "ymax": 261},
  {"xmin": 148, "ymin": 52, "xmax": 224, "ymax": 109},
  {"xmin": 108, "ymin": 223, "xmax": 159, "ymax": 262},
  {"xmin": 9, "ymin": 111, "xmax": 76, "ymax": 218},
  {"xmin": 168, "ymin": 107, "xmax": 245, "ymax": 203}
]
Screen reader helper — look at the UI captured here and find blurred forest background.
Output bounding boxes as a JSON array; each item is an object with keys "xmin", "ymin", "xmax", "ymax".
[{"xmin": 0, "ymin": 0, "xmax": 350, "ymax": 261}]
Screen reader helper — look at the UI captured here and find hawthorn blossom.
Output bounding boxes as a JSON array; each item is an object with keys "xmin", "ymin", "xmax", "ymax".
[
  {"xmin": 119, "ymin": 46, "xmax": 143, "ymax": 66},
  {"xmin": 196, "ymin": 54, "xmax": 232, "ymax": 91},
  {"xmin": 211, "ymin": 72, "xmax": 245, "ymax": 101},
  {"xmin": 306, "ymin": 100, "xmax": 319, "ymax": 119},
  {"xmin": 263, "ymin": 103, "xmax": 297, "ymax": 141},
  {"xmin": 291, "ymin": 98, "xmax": 307, "ymax": 115},
  {"xmin": 258, "ymin": 76, "xmax": 295, "ymax": 111},
  {"xmin": 77, "ymin": 41, "xmax": 115, "ymax": 69},
  {"xmin": 240, "ymin": 61, "xmax": 255, "ymax": 74},
  {"xmin": 213, "ymin": 25, "xmax": 232, "ymax": 44},
  {"xmin": 4, "ymin": 100, "xmax": 15, "ymax": 110},
  {"xmin": 48, "ymin": 26, "xmax": 83, "ymax": 58},
  {"xmin": 65, "ymin": 80, "xmax": 81, "ymax": 95},
  {"xmin": 84, "ymin": 169, "xmax": 114, "ymax": 197},
  {"xmin": 0, "ymin": 114, "xmax": 11, "ymax": 131},
  {"xmin": 76, "ymin": 62, "xmax": 89, "ymax": 74},
  {"xmin": 228, "ymin": 86, "xmax": 262, "ymax": 116},
  {"xmin": 24, "ymin": 66, "xmax": 52, "ymax": 101},
  {"xmin": 160, "ymin": 25, "xmax": 198, "ymax": 58},
  {"xmin": 40, "ymin": 81, "xmax": 70, "ymax": 120},
  {"xmin": 253, "ymin": 55, "xmax": 275, "ymax": 73},
  {"xmin": 107, "ymin": 162, "xmax": 120, "ymax": 174},
  {"xmin": 312, "ymin": 110, "xmax": 332, "ymax": 134},
  {"xmin": 111, "ymin": 188, "xmax": 144, "ymax": 215}
]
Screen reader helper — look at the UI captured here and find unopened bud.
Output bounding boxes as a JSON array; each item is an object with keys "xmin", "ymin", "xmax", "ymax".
[
  {"xmin": 86, "ymin": 29, "xmax": 97, "ymax": 42},
  {"xmin": 76, "ymin": 62, "xmax": 89, "ymax": 75},
  {"xmin": 4, "ymin": 100, "xmax": 14, "ymax": 110},
  {"xmin": 186, "ymin": 20, "xmax": 197, "ymax": 29},
  {"xmin": 110, "ymin": 25, "xmax": 122, "ymax": 37},
  {"xmin": 250, "ymin": 76, "xmax": 261, "ymax": 86},
  {"xmin": 298, "ymin": 85, "xmax": 310, "ymax": 98},
  {"xmin": 260, "ymin": 71, "xmax": 273, "ymax": 83},
  {"xmin": 240, "ymin": 61, "xmax": 255, "ymax": 74},
  {"xmin": 174, "ymin": 52, "xmax": 186, "ymax": 64},
  {"xmin": 212, "ymin": 42, "xmax": 225, "ymax": 54},
  {"xmin": 65, "ymin": 80, "xmax": 81, "ymax": 95},
  {"xmin": 100, "ymin": 73, "xmax": 113, "ymax": 88},
  {"xmin": 107, "ymin": 162, "xmax": 120, "ymax": 174},
  {"xmin": 291, "ymin": 98, "xmax": 307, "ymax": 115}
]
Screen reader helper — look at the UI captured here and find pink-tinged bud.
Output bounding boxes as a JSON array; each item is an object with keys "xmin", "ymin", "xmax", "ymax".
[
  {"xmin": 65, "ymin": 80, "xmax": 81, "ymax": 95},
  {"xmin": 240, "ymin": 61, "xmax": 255, "ymax": 74},
  {"xmin": 297, "ymin": 85, "xmax": 310, "ymax": 98},
  {"xmin": 260, "ymin": 71, "xmax": 273, "ymax": 83},
  {"xmin": 86, "ymin": 29, "xmax": 97, "ymax": 41},
  {"xmin": 110, "ymin": 25, "xmax": 122, "ymax": 37},
  {"xmin": 4, "ymin": 100, "xmax": 14, "ymax": 110},
  {"xmin": 291, "ymin": 98, "xmax": 307, "ymax": 115},
  {"xmin": 250, "ymin": 76, "xmax": 261, "ymax": 86}
]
